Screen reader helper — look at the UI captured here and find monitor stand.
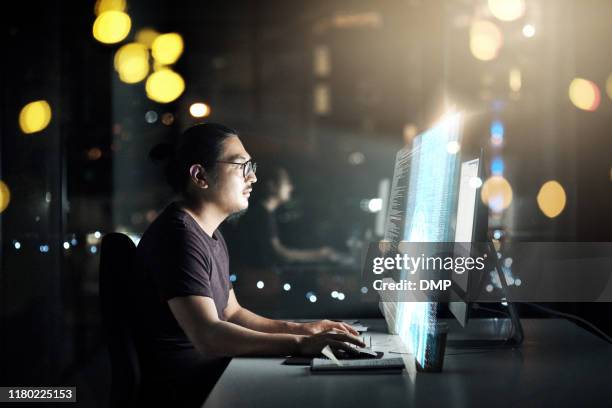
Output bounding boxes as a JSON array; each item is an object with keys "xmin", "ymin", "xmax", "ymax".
[{"xmin": 447, "ymin": 241, "xmax": 524, "ymax": 348}]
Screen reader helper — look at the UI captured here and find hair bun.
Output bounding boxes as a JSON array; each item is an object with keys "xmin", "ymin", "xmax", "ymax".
[{"xmin": 149, "ymin": 142, "xmax": 176, "ymax": 162}]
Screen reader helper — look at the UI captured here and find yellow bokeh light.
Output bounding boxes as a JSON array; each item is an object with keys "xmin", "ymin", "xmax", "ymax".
[
  {"xmin": 153, "ymin": 61, "xmax": 167, "ymax": 72},
  {"xmin": 94, "ymin": 0, "xmax": 126, "ymax": 15},
  {"xmin": 151, "ymin": 33, "xmax": 184, "ymax": 65},
  {"xmin": 19, "ymin": 100, "xmax": 52, "ymax": 134},
  {"xmin": 470, "ymin": 20, "xmax": 503, "ymax": 61},
  {"xmin": 569, "ymin": 78, "xmax": 600, "ymax": 111},
  {"xmin": 92, "ymin": 11, "xmax": 131, "ymax": 44},
  {"xmin": 481, "ymin": 176, "xmax": 513, "ymax": 212},
  {"xmin": 145, "ymin": 69, "xmax": 185, "ymax": 103},
  {"xmin": 537, "ymin": 181, "xmax": 566, "ymax": 218},
  {"xmin": 189, "ymin": 103, "xmax": 210, "ymax": 118},
  {"xmin": 606, "ymin": 73, "xmax": 612, "ymax": 100},
  {"xmin": 488, "ymin": 0, "xmax": 525, "ymax": 22},
  {"xmin": 135, "ymin": 28, "xmax": 160, "ymax": 48},
  {"xmin": 0, "ymin": 181, "xmax": 10, "ymax": 213},
  {"xmin": 114, "ymin": 43, "xmax": 150, "ymax": 84},
  {"xmin": 509, "ymin": 68, "xmax": 521, "ymax": 92}
]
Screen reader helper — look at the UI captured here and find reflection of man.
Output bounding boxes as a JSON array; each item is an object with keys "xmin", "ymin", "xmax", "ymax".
[
  {"xmin": 238, "ymin": 166, "xmax": 340, "ymax": 267},
  {"xmin": 136, "ymin": 125, "xmax": 363, "ymax": 407}
]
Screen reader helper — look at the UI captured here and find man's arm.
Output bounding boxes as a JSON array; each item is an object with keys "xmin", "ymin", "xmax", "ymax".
[
  {"xmin": 223, "ymin": 289, "xmax": 301, "ymax": 334},
  {"xmin": 224, "ymin": 289, "xmax": 359, "ymax": 335},
  {"xmin": 168, "ymin": 295, "xmax": 364, "ymax": 358}
]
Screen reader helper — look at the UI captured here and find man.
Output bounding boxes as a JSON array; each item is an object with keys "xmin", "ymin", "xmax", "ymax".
[
  {"xmin": 135, "ymin": 124, "xmax": 364, "ymax": 407},
  {"xmin": 236, "ymin": 165, "xmax": 340, "ymax": 268}
]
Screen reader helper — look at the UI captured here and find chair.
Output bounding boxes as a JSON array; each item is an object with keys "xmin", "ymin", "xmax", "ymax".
[{"xmin": 99, "ymin": 233, "xmax": 140, "ymax": 406}]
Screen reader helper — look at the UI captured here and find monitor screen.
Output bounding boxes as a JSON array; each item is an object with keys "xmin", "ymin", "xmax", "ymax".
[
  {"xmin": 449, "ymin": 157, "xmax": 481, "ymax": 326},
  {"xmin": 382, "ymin": 112, "xmax": 462, "ymax": 366}
]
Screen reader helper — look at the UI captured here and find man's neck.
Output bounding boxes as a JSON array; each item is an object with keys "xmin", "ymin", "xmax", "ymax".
[{"xmin": 179, "ymin": 198, "xmax": 227, "ymax": 237}]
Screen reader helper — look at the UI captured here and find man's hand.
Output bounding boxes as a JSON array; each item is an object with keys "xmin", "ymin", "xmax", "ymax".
[
  {"xmin": 297, "ymin": 331, "xmax": 366, "ymax": 356},
  {"xmin": 298, "ymin": 319, "xmax": 359, "ymax": 336}
]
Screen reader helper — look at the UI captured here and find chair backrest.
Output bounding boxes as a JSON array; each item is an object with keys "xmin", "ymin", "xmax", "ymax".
[{"xmin": 99, "ymin": 233, "xmax": 140, "ymax": 406}]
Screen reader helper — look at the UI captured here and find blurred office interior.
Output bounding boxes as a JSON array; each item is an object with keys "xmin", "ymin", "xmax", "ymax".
[{"xmin": 1, "ymin": 0, "xmax": 611, "ymax": 405}]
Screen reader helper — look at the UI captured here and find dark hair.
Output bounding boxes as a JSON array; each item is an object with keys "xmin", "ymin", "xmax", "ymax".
[{"xmin": 149, "ymin": 123, "xmax": 238, "ymax": 194}]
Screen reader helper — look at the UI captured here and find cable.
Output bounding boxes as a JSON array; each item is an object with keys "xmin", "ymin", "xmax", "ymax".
[
  {"xmin": 525, "ymin": 303, "xmax": 612, "ymax": 344},
  {"xmin": 472, "ymin": 303, "xmax": 510, "ymax": 317}
]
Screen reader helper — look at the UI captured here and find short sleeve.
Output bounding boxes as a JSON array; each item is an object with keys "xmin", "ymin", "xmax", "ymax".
[{"xmin": 153, "ymin": 223, "xmax": 214, "ymax": 301}]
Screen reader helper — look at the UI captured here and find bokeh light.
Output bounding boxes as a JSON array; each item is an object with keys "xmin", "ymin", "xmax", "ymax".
[
  {"xmin": 145, "ymin": 69, "xmax": 185, "ymax": 103},
  {"xmin": 94, "ymin": 0, "xmax": 126, "ymax": 15},
  {"xmin": 161, "ymin": 112, "xmax": 175, "ymax": 126},
  {"xmin": 606, "ymin": 73, "xmax": 612, "ymax": 100},
  {"xmin": 135, "ymin": 28, "xmax": 160, "ymax": 48},
  {"xmin": 491, "ymin": 157, "xmax": 504, "ymax": 175},
  {"xmin": 367, "ymin": 198, "xmax": 383, "ymax": 212},
  {"xmin": 537, "ymin": 180, "xmax": 567, "ymax": 218},
  {"xmin": 314, "ymin": 84, "xmax": 331, "ymax": 114},
  {"xmin": 470, "ymin": 20, "xmax": 503, "ymax": 61},
  {"xmin": 87, "ymin": 147, "xmax": 103, "ymax": 161},
  {"xmin": 348, "ymin": 151, "xmax": 365, "ymax": 165},
  {"xmin": 569, "ymin": 78, "xmax": 601, "ymax": 111},
  {"xmin": 446, "ymin": 140, "xmax": 461, "ymax": 154},
  {"xmin": 145, "ymin": 110, "xmax": 158, "ymax": 124},
  {"xmin": 403, "ymin": 123, "xmax": 418, "ymax": 144},
  {"xmin": 481, "ymin": 176, "xmax": 513, "ymax": 212},
  {"xmin": 313, "ymin": 45, "xmax": 331, "ymax": 77},
  {"xmin": 509, "ymin": 68, "xmax": 521, "ymax": 92},
  {"xmin": 491, "ymin": 120, "xmax": 504, "ymax": 146},
  {"xmin": 153, "ymin": 61, "xmax": 166, "ymax": 72},
  {"xmin": 522, "ymin": 24, "xmax": 535, "ymax": 38},
  {"xmin": 0, "ymin": 181, "xmax": 10, "ymax": 213},
  {"xmin": 19, "ymin": 100, "xmax": 52, "ymax": 134},
  {"xmin": 114, "ymin": 43, "xmax": 149, "ymax": 84},
  {"xmin": 189, "ymin": 102, "xmax": 210, "ymax": 118},
  {"xmin": 92, "ymin": 11, "xmax": 131, "ymax": 44},
  {"xmin": 151, "ymin": 33, "xmax": 184, "ymax": 65},
  {"xmin": 469, "ymin": 176, "xmax": 483, "ymax": 189},
  {"xmin": 488, "ymin": 0, "xmax": 526, "ymax": 22}
]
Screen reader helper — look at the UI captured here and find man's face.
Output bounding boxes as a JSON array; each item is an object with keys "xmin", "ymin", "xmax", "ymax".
[{"xmin": 208, "ymin": 136, "xmax": 257, "ymax": 214}]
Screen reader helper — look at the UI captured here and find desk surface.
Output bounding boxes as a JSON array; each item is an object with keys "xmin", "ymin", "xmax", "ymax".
[{"xmin": 203, "ymin": 319, "xmax": 612, "ymax": 408}]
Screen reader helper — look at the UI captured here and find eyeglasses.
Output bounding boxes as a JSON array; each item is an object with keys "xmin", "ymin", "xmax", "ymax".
[{"xmin": 216, "ymin": 159, "xmax": 257, "ymax": 178}]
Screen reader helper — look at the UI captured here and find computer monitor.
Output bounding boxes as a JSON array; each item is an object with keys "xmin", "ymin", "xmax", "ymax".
[
  {"xmin": 381, "ymin": 112, "xmax": 462, "ymax": 367},
  {"xmin": 449, "ymin": 153, "xmax": 524, "ymax": 346},
  {"xmin": 449, "ymin": 156, "xmax": 483, "ymax": 327}
]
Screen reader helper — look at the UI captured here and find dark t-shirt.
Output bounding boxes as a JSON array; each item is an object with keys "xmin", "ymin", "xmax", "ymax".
[
  {"xmin": 236, "ymin": 202, "xmax": 279, "ymax": 267},
  {"xmin": 133, "ymin": 202, "xmax": 232, "ymax": 397}
]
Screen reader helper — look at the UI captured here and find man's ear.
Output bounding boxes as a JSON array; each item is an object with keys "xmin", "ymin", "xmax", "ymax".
[{"xmin": 189, "ymin": 164, "xmax": 208, "ymax": 189}]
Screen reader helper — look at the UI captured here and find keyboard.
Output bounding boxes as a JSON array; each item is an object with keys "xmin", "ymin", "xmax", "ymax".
[
  {"xmin": 311, "ymin": 357, "xmax": 405, "ymax": 372},
  {"xmin": 335, "ymin": 344, "xmax": 380, "ymax": 360}
]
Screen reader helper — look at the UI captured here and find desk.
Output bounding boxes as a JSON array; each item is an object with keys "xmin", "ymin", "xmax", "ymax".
[{"xmin": 203, "ymin": 319, "xmax": 612, "ymax": 407}]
